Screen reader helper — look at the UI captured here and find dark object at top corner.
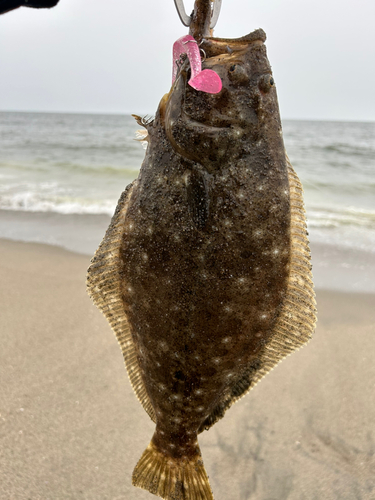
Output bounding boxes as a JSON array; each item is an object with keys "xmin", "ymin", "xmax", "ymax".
[{"xmin": 0, "ymin": 0, "xmax": 59, "ymax": 15}]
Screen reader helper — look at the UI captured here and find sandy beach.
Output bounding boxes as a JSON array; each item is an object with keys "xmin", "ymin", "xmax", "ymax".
[{"xmin": 0, "ymin": 237, "xmax": 374, "ymax": 500}]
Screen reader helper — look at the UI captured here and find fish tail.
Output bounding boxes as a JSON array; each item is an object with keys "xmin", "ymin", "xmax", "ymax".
[{"xmin": 132, "ymin": 440, "xmax": 214, "ymax": 500}]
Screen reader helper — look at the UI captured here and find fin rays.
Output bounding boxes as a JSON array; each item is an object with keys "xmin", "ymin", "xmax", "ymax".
[
  {"xmin": 86, "ymin": 182, "xmax": 156, "ymax": 423},
  {"xmin": 133, "ymin": 441, "xmax": 214, "ymax": 500}
]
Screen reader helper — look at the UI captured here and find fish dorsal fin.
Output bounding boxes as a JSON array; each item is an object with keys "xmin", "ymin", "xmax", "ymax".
[
  {"xmin": 86, "ymin": 182, "xmax": 156, "ymax": 423},
  {"xmin": 198, "ymin": 156, "xmax": 317, "ymax": 433}
]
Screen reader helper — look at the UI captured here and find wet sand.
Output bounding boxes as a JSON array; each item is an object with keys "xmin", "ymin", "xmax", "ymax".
[{"xmin": 0, "ymin": 238, "xmax": 374, "ymax": 499}]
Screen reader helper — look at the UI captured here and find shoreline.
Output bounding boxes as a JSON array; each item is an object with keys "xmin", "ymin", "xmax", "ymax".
[
  {"xmin": 1, "ymin": 207, "xmax": 375, "ymax": 293},
  {"xmin": 1, "ymin": 238, "xmax": 374, "ymax": 499}
]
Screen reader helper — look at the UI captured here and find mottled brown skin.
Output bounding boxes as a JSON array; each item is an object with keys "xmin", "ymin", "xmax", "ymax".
[{"xmin": 120, "ymin": 30, "xmax": 290, "ymax": 463}]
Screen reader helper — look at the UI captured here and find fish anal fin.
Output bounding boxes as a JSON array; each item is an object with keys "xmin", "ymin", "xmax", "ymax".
[
  {"xmin": 132, "ymin": 440, "xmax": 214, "ymax": 500},
  {"xmin": 86, "ymin": 181, "xmax": 156, "ymax": 423},
  {"xmin": 199, "ymin": 155, "xmax": 317, "ymax": 433}
]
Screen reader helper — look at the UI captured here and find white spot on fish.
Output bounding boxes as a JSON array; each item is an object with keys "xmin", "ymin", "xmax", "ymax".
[
  {"xmin": 142, "ymin": 253, "xmax": 148, "ymax": 262},
  {"xmin": 159, "ymin": 341, "xmax": 168, "ymax": 352},
  {"xmin": 213, "ymin": 358, "xmax": 221, "ymax": 364},
  {"xmin": 222, "ymin": 337, "xmax": 231, "ymax": 343},
  {"xmin": 194, "ymin": 389, "xmax": 203, "ymax": 395},
  {"xmin": 196, "ymin": 406, "xmax": 204, "ymax": 412},
  {"xmin": 260, "ymin": 314, "xmax": 268, "ymax": 320}
]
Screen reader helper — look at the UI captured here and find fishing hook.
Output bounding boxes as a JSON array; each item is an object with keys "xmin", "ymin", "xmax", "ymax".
[
  {"xmin": 173, "ymin": 0, "xmax": 222, "ymax": 29},
  {"xmin": 181, "ymin": 38, "xmax": 206, "ymax": 60}
]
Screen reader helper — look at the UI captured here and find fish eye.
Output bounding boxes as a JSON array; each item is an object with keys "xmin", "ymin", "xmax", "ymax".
[
  {"xmin": 259, "ymin": 74, "xmax": 275, "ymax": 92},
  {"xmin": 228, "ymin": 64, "xmax": 249, "ymax": 85}
]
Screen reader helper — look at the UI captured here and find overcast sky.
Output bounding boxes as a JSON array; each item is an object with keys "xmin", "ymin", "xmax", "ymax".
[{"xmin": 0, "ymin": 0, "xmax": 374, "ymax": 121}]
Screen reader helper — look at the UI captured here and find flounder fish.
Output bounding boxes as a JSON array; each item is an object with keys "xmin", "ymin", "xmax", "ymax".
[{"xmin": 87, "ymin": 27, "xmax": 317, "ymax": 500}]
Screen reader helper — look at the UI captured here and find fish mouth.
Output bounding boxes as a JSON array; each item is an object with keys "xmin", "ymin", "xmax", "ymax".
[
  {"xmin": 167, "ymin": 28, "xmax": 268, "ymax": 130},
  {"xmin": 178, "ymin": 56, "xmax": 255, "ymax": 128},
  {"xmin": 201, "ymin": 28, "xmax": 266, "ymax": 57},
  {"xmin": 179, "ymin": 67, "xmax": 235, "ymax": 129}
]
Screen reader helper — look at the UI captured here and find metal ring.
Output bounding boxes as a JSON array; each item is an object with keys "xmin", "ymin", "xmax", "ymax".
[
  {"xmin": 174, "ymin": 0, "xmax": 222, "ymax": 29},
  {"xmin": 210, "ymin": 0, "xmax": 222, "ymax": 29},
  {"xmin": 173, "ymin": 0, "xmax": 191, "ymax": 27}
]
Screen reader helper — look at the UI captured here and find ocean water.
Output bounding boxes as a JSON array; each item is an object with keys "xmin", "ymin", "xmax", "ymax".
[{"xmin": 0, "ymin": 111, "xmax": 374, "ymax": 255}]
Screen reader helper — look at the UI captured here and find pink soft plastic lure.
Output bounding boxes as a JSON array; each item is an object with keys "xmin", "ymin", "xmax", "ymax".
[{"xmin": 172, "ymin": 35, "xmax": 222, "ymax": 94}]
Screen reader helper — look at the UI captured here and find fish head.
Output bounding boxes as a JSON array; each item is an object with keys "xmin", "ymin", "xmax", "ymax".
[{"xmin": 163, "ymin": 29, "xmax": 284, "ymax": 166}]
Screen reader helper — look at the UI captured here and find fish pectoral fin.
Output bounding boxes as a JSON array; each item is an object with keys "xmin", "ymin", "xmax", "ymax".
[
  {"xmin": 135, "ymin": 129, "xmax": 149, "ymax": 141},
  {"xmin": 132, "ymin": 439, "xmax": 213, "ymax": 500},
  {"xmin": 132, "ymin": 113, "xmax": 154, "ymax": 129}
]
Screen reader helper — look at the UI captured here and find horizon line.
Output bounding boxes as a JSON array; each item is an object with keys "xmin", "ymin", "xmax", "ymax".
[{"xmin": 1, "ymin": 109, "xmax": 374, "ymax": 124}]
